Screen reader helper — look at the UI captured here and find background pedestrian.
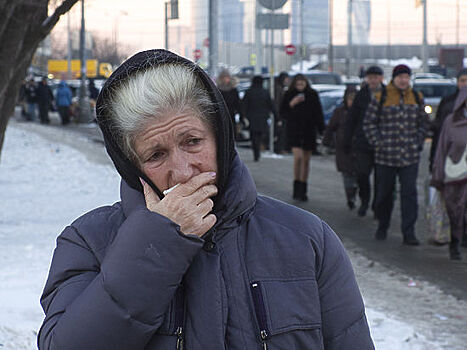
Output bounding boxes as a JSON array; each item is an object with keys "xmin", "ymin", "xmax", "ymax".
[
  {"xmin": 24, "ymin": 78, "xmax": 37, "ymax": 121},
  {"xmin": 36, "ymin": 77, "xmax": 54, "ymax": 124},
  {"xmin": 344, "ymin": 65, "xmax": 385, "ymax": 217},
  {"xmin": 323, "ymin": 86, "xmax": 358, "ymax": 209},
  {"xmin": 242, "ymin": 75, "xmax": 277, "ymax": 161},
  {"xmin": 431, "ymin": 86, "xmax": 467, "ymax": 260},
  {"xmin": 429, "ymin": 68, "xmax": 467, "ymax": 172},
  {"xmin": 274, "ymin": 71, "xmax": 290, "ymax": 154},
  {"xmin": 55, "ymin": 80, "xmax": 72, "ymax": 125},
  {"xmin": 280, "ymin": 74, "xmax": 325, "ymax": 201},
  {"xmin": 363, "ymin": 64, "xmax": 428, "ymax": 245},
  {"xmin": 216, "ymin": 69, "xmax": 243, "ymax": 141}
]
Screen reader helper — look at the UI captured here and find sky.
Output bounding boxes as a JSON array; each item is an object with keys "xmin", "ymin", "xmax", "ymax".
[
  {"xmin": 1, "ymin": 115, "xmax": 465, "ymax": 349},
  {"xmin": 50, "ymin": 0, "xmax": 466, "ymax": 56}
]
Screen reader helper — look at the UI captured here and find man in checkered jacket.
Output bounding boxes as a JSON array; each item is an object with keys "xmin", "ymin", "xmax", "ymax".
[{"xmin": 363, "ymin": 64, "xmax": 429, "ymax": 245}]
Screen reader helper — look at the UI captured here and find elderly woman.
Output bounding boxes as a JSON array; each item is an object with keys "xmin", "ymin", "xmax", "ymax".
[{"xmin": 38, "ymin": 50, "xmax": 374, "ymax": 350}]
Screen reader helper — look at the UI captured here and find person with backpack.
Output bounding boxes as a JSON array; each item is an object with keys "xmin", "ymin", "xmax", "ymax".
[
  {"xmin": 363, "ymin": 64, "xmax": 429, "ymax": 245},
  {"xmin": 344, "ymin": 66, "xmax": 385, "ymax": 217}
]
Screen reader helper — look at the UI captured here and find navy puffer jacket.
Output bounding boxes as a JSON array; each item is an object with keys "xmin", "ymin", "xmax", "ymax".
[{"xmin": 38, "ymin": 49, "xmax": 374, "ymax": 350}]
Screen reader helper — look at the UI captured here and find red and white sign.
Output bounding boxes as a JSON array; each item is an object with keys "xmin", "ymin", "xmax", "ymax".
[
  {"xmin": 285, "ymin": 44, "xmax": 297, "ymax": 56},
  {"xmin": 193, "ymin": 49, "xmax": 202, "ymax": 61}
]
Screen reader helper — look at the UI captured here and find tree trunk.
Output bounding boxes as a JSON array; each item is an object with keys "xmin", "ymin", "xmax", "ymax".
[{"xmin": 0, "ymin": 0, "xmax": 79, "ymax": 161}]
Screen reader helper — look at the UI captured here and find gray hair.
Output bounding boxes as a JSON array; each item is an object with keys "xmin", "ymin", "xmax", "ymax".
[{"xmin": 108, "ymin": 64, "xmax": 216, "ymax": 163}]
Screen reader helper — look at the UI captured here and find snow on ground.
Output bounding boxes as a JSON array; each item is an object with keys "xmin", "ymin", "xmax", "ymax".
[{"xmin": 0, "ymin": 123, "xmax": 465, "ymax": 349}]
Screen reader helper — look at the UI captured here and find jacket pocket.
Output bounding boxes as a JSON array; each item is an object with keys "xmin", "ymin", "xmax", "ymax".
[{"xmin": 250, "ymin": 279, "xmax": 323, "ymax": 350}]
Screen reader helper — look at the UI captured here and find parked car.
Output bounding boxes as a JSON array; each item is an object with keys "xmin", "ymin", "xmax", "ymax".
[
  {"xmin": 317, "ymin": 88, "xmax": 345, "ymax": 125},
  {"xmin": 412, "ymin": 72, "xmax": 446, "ymax": 82},
  {"xmin": 412, "ymin": 79, "xmax": 457, "ymax": 121},
  {"xmin": 289, "ymin": 70, "xmax": 343, "ymax": 86}
]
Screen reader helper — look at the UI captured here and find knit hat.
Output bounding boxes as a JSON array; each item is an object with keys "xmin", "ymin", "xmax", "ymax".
[
  {"xmin": 457, "ymin": 68, "xmax": 467, "ymax": 79},
  {"xmin": 365, "ymin": 66, "xmax": 383, "ymax": 76},
  {"xmin": 392, "ymin": 64, "xmax": 411, "ymax": 79}
]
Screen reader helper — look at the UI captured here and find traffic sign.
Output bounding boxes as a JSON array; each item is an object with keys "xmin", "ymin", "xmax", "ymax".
[
  {"xmin": 194, "ymin": 49, "xmax": 202, "ymax": 61},
  {"xmin": 285, "ymin": 44, "xmax": 296, "ymax": 56}
]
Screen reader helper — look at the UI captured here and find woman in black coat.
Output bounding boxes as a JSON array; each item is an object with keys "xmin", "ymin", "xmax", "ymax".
[
  {"xmin": 280, "ymin": 74, "xmax": 324, "ymax": 201},
  {"xmin": 242, "ymin": 75, "xmax": 276, "ymax": 161}
]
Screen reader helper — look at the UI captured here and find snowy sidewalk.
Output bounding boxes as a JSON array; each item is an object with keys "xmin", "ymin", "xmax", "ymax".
[{"xmin": 0, "ymin": 122, "xmax": 465, "ymax": 349}]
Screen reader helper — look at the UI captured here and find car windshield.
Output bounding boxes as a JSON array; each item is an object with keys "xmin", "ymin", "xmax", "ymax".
[
  {"xmin": 413, "ymin": 84, "xmax": 457, "ymax": 98},
  {"xmin": 308, "ymin": 74, "xmax": 340, "ymax": 85}
]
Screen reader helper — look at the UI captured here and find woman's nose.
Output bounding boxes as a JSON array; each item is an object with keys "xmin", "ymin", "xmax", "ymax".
[{"xmin": 168, "ymin": 150, "xmax": 194, "ymax": 184}]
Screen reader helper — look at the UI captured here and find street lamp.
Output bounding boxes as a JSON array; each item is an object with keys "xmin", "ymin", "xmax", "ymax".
[{"xmin": 78, "ymin": 0, "xmax": 92, "ymax": 123}]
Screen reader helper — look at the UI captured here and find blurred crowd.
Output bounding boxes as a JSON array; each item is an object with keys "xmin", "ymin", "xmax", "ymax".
[{"xmin": 17, "ymin": 64, "xmax": 467, "ymax": 261}]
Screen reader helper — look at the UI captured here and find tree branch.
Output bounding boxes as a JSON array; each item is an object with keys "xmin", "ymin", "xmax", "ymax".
[{"xmin": 41, "ymin": 0, "xmax": 78, "ymax": 35}]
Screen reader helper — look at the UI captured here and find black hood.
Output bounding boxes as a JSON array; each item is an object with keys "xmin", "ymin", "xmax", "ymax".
[{"xmin": 96, "ymin": 49, "xmax": 235, "ymax": 201}]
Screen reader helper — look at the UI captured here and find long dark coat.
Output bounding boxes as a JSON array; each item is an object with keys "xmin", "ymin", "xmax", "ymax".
[
  {"xmin": 323, "ymin": 105, "xmax": 356, "ymax": 174},
  {"xmin": 280, "ymin": 88, "xmax": 324, "ymax": 150},
  {"xmin": 38, "ymin": 50, "xmax": 374, "ymax": 350},
  {"xmin": 242, "ymin": 86, "xmax": 276, "ymax": 133}
]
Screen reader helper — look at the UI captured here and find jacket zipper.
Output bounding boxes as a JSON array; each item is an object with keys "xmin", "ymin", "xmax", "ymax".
[
  {"xmin": 174, "ymin": 286, "xmax": 185, "ymax": 350},
  {"xmin": 250, "ymin": 282, "xmax": 269, "ymax": 350}
]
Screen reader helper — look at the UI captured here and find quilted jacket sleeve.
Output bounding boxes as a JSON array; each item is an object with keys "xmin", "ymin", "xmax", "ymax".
[
  {"xmin": 362, "ymin": 97, "xmax": 382, "ymax": 150},
  {"xmin": 38, "ymin": 208, "xmax": 204, "ymax": 350},
  {"xmin": 317, "ymin": 221, "xmax": 375, "ymax": 350}
]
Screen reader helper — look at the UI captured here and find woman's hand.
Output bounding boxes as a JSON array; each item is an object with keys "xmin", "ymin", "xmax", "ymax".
[
  {"xmin": 140, "ymin": 172, "xmax": 218, "ymax": 237},
  {"xmin": 289, "ymin": 94, "xmax": 305, "ymax": 108}
]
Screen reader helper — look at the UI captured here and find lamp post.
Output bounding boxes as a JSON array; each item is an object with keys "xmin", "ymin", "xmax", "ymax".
[{"xmin": 78, "ymin": 0, "xmax": 92, "ymax": 123}]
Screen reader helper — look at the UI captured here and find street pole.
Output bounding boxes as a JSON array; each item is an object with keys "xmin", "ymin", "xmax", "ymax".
[
  {"xmin": 300, "ymin": 0, "xmax": 304, "ymax": 71},
  {"xmin": 165, "ymin": 2, "xmax": 169, "ymax": 50},
  {"xmin": 269, "ymin": 5, "xmax": 275, "ymax": 154},
  {"xmin": 67, "ymin": 12, "xmax": 72, "ymax": 80},
  {"xmin": 386, "ymin": 0, "xmax": 391, "ymax": 61},
  {"xmin": 346, "ymin": 0, "xmax": 352, "ymax": 78},
  {"xmin": 78, "ymin": 0, "xmax": 92, "ymax": 123},
  {"xmin": 255, "ymin": 0, "xmax": 263, "ymax": 74},
  {"xmin": 456, "ymin": 0, "xmax": 459, "ymax": 47},
  {"xmin": 328, "ymin": 0, "xmax": 333, "ymax": 72},
  {"xmin": 208, "ymin": 0, "xmax": 219, "ymax": 78},
  {"xmin": 422, "ymin": 0, "xmax": 428, "ymax": 72}
]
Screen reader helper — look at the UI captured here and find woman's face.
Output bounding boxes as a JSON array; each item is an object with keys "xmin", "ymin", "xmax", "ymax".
[
  {"xmin": 134, "ymin": 113, "xmax": 218, "ymax": 192},
  {"xmin": 294, "ymin": 79, "xmax": 307, "ymax": 92}
]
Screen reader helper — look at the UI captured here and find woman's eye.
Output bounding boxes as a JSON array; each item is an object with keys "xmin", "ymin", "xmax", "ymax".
[
  {"xmin": 186, "ymin": 138, "xmax": 202, "ymax": 145},
  {"xmin": 150, "ymin": 151, "xmax": 164, "ymax": 161}
]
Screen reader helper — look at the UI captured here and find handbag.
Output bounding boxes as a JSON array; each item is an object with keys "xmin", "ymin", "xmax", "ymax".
[{"xmin": 425, "ymin": 177, "xmax": 450, "ymax": 245}]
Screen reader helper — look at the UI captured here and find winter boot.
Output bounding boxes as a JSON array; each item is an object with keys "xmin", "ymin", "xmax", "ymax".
[
  {"xmin": 299, "ymin": 181, "xmax": 308, "ymax": 202},
  {"xmin": 449, "ymin": 238, "xmax": 462, "ymax": 260},
  {"xmin": 293, "ymin": 180, "xmax": 300, "ymax": 200}
]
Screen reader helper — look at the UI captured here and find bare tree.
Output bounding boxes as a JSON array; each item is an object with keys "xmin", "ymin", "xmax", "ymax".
[
  {"xmin": 0, "ymin": 0, "xmax": 79, "ymax": 160},
  {"xmin": 50, "ymin": 29, "xmax": 69, "ymax": 59},
  {"xmin": 92, "ymin": 33, "xmax": 132, "ymax": 67}
]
